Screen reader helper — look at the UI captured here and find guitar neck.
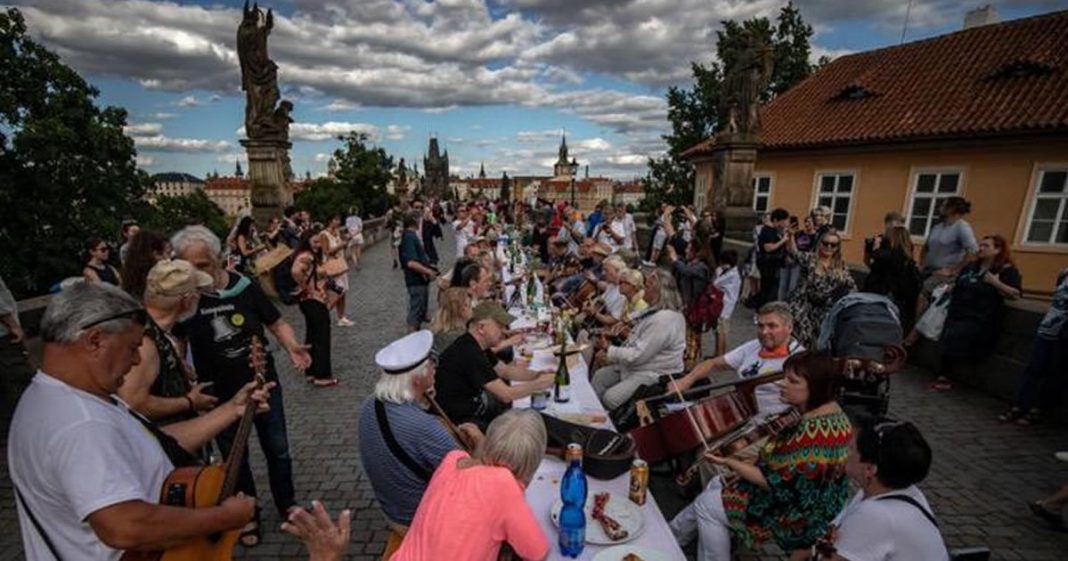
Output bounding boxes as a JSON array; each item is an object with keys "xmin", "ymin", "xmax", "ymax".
[{"xmin": 219, "ymin": 402, "xmax": 257, "ymax": 502}]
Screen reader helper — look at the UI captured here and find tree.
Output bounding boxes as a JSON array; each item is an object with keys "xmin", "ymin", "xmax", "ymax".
[
  {"xmin": 0, "ymin": 8, "xmax": 151, "ymax": 297},
  {"xmin": 142, "ymin": 191, "xmax": 229, "ymax": 238},
  {"xmin": 332, "ymin": 132, "xmax": 393, "ymax": 218},
  {"xmin": 642, "ymin": 2, "xmax": 817, "ymax": 212},
  {"xmin": 294, "ymin": 178, "xmax": 358, "ymax": 224}
]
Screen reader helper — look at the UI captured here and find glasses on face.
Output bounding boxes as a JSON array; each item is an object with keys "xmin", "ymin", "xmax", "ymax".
[
  {"xmin": 820, "ymin": 240, "xmax": 840, "ymax": 249},
  {"xmin": 79, "ymin": 308, "xmax": 148, "ymax": 331}
]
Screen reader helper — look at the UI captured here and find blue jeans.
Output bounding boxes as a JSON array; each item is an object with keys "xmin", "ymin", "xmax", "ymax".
[
  {"xmin": 215, "ymin": 382, "xmax": 296, "ymax": 517},
  {"xmin": 407, "ymin": 284, "xmax": 429, "ymax": 329},
  {"xmin": 1014, "ymin": 335, "xmax": 1068, "ymax": 413}
]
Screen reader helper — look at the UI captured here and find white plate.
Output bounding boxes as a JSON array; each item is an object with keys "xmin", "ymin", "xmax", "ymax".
[
  {"xmin": 550, "ymin": 493, "xmax": 645, "ymax": 545},
  {"xmin": 591, "ymin": 545, "xmax": 672, "ymax": 561}
]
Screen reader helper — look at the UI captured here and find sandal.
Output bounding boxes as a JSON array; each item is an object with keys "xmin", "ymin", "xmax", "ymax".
[
  {"xmin": 312, "ymin": 378, "xmax": 340, "ymax": 387},
  {"xmin": 1016, "ymin": 408, "xmax": 1041, "ymax": 426},
  {"xmin": 1028, "ymin": 501, "xmax": 1066, "ymax": 530},
  {"xmin": 998, "ymin": 407, "xmax": 1023, "ymax": 423},
  {"xmin": 239, "ymin": 509, "xmax": 261, "ymax": 547}
]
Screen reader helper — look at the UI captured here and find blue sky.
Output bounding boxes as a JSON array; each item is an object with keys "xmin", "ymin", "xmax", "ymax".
[{"xmin": 12, "ymin": 0, "xmax": 1066, "ymax": 180}]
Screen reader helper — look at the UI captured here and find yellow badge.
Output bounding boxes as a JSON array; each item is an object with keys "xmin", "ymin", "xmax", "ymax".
[{"xmin": 231, "ymin": 313, "xmax": 246, "ymax": 327}]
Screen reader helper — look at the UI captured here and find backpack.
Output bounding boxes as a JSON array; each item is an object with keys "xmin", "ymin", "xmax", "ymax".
[
  {"xmin": 264, "ymin": 253, "xmax": 298, "ymax": 305},
  {"xmin": 818, "ymin": 294, "xmax": 902, "ymax": 361},
  {"xmin": 685, "ymin": 283, "xmax": 725, "ymax": 333}
]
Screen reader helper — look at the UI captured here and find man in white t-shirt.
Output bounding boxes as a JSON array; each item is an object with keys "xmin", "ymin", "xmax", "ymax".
[
  {"xmin": 669, "ymin": 301, "xmax": 802, "ymax": 419},
  {"xmin": 345, "ymin": 210, "xmax": 364, "ymax": 268},
  {"xmin": 452, "ymin": 205, "xmax": 477, "ymax": 258},
  {"xmin": 615, "ymin": 203, "xmax": 638, "ymax": 252},
  {"xmin": 820, "ymin": 420, "xmax": 949, "ymax": 561},
  {"xmin": 7, "ymin": 283, "xmax": 272, "ymax": 561}
]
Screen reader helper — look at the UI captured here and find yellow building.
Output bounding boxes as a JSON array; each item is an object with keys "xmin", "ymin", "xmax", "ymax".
[{"xmin": 686, "ymin": 10, "xmax": 1068, "ymax": 295}]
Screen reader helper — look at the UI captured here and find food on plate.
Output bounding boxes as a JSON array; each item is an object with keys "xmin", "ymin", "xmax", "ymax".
[
  {"xmin": 592, "ymin": 492, "xmax": 629, "ymax": 541},
  {"xmin": 622, "ymin": 554, "xmax": 646, "ymax": 561}
]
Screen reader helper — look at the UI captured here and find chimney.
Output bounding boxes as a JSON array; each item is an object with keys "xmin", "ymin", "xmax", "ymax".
[
  {"xmin": 585, "ymin": 165, "xmax": 589, "ymax": 178},
  {"xmin": 964, "ymin": 5, "xmax": 999, "ymax": 29}
]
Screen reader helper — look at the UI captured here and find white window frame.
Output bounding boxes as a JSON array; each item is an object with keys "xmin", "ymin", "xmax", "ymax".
[
  {"xmin": 811, "ymin": 170, "xmax": 858, "ymax": 234},
  {"xmin": 1016, "ymin": 163, "xmax": 1068, "ymax": 251},
  {"xmin": 752, "ymin": 173, "xmax": 774, "ymax": 213},
  {"xmin": 904, "ymin": 167, "xmax": 966, "ymax": 239}
]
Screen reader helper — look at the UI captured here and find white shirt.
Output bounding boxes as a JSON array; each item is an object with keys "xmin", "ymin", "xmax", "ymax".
[
  {"xmin": 452, "ymin": 219, "xmax": 476, "ymax": 256},
  {"xmin": 601, "ymin": 284, "xmax": 626, "ymax": 320},
  {"xmin": 833, "ymin": 486, "xmax": 950, "ymax": 561},
  {"xmin": 622, "ymin": 213, "xmax": 637, "ymax": 250},
  {"xmin": 713, "ymin": 266, "xmax": 741, "ymax": 320},
  {"xmin": 723, "ymin": 338, "xmax": 804, "ymax": 417},
  {"xmin": 9, "ymin": 372, "xmax": 174, "ymax": 561},
  {"xmin": 345, "ymin": 215, "xmax": 363, "ymax": 237},
  {"xmin": 597, "ymin": 219, "xmax": 628, "ymax": 253}
]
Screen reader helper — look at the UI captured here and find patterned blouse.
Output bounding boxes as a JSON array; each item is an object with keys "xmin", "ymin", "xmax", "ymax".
[{"xmin": 722, "ymin": 410, "xmax": 853, "ymax": 552}]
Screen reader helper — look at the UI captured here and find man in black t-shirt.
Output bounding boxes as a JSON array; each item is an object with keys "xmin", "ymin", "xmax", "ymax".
[
  {"xmin": 756, "ymin": 208, "xmax": 790, "ymax": 307},
  {"xmin": 434, "ymin": 302, "xmax": 554, "ymax": 429},
  {"xmin": 172, "ymin": 226, "xmax": 311, "ymax": 543}
]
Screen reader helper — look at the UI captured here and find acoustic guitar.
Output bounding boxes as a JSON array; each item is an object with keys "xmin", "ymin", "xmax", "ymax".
[{"xmin": 121, "ymin": 336, "xmax": 268, "ymax": 561}]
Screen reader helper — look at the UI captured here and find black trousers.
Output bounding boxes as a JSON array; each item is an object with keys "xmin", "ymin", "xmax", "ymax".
[{"xmin": 298, "ymin": 299, "xmax": 332, "ymax": 379}]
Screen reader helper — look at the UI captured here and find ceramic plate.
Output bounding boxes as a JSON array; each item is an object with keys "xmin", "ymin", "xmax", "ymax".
[{"xmin": 550, "ymin": 493, "xmax": 644, "ymax": 545}]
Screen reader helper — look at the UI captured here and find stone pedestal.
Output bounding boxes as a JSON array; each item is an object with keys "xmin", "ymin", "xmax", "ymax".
[
  {"xmin": 241, "ymin": 138, "xmax": 293, "ymax": 224},
  {"xmin": 707, "ymin": 137, "xmax": 760, "ymax": 239}
]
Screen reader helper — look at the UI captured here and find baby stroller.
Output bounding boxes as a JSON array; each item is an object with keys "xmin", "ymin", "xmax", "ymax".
[{"xmin": 817, "ymin": 293, "xmax": 907, "ymax": 420}]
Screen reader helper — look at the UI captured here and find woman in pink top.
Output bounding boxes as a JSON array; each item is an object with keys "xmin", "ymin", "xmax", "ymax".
[{"xmin": 393, "ymin": 409, "xmax": 550, "ymax": 561}]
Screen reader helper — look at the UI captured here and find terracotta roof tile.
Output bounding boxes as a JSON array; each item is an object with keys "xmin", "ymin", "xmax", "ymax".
[{"xmin": 684, "ymin": 10, "xmax": 1068, "ymax": 157}]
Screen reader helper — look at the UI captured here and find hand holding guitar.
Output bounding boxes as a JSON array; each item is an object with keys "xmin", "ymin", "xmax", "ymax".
[
  {"xmin": 282, "ymin": 501, "xmax": 351, "ymax": 561},
  {"xmin": 228, "ymin": 379, "xmax": 277, "ymax": 418}
]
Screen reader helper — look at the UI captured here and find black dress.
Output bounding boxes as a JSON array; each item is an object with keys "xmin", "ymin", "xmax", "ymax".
[
  {"xmin": 941, "ymin": 263, "xmax": 1022, "ymax": 359},
  {"xmin": 864, "ymin": 245, "xmax": 920, "ymax": 330}
]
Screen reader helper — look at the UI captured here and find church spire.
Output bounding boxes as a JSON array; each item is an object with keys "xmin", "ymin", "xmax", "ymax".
[
  {"xmin": 235, "ymin": 160, "xmax": 244, "ymax": 178},
  {"xmin": 479, "ymin": 162, "xmax": 486, "ymax": 179}
]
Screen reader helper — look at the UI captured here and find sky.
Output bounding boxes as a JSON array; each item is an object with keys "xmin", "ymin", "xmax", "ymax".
[{"xmin": 10, "ymin": 0, "xmax": 1067, "ymax": 181}]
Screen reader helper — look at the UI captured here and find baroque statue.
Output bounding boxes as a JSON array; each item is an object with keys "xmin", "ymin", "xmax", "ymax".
[
  {"xmin": 718, "ymin": 32, "xmax": 774, "ymax": 140},
  {"xmin": 237, "ymin": 1, "xmax": 292, "ymax": 141}
]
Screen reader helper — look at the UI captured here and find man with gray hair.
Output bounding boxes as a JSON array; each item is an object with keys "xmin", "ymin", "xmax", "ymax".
[
  {"xmin": 591, "ymin": 267, "xmax": 687, "ymax": 410},
  {"xmin": 172, "ymin": 225, "xmax": 310, "ymax": 544},
  {"xmin": 7, "ymin": 282, "xmax": 273, "ymax": 560},
  {"xmin": 358, "ymin": 330, "xmax": 482, "ymax": 530},
  {"xmin": 669, "ymin": 301, "xmax": 804, "ymax": 419}
]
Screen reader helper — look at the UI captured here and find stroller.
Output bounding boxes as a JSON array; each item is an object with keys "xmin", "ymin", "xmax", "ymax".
[{"xmin": 817, "ymin": 293, "xmax": 907, "ymax": 420}]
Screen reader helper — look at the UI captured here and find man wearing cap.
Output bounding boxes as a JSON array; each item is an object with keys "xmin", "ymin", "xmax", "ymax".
[
  {"xmin": 435, "ymin": 302, "xmax": 555, "ymax": 429},
  {"xmin": 117, "ymin": 260, "xmax": 219, "ymax": 426},
  {"xmin": 359, "ymin": 331, "xmax": 482, "ymax": 530}
]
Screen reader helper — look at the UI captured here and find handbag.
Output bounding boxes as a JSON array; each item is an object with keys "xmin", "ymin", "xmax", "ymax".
[
  {"xmin": 320, "ymin": 256, "xmax": 349, "ymax": 277},
  {"xmin": 915, "ymin": 284, "xmax": 951, "ymax": 340},
  {"xmin": 541, "ymin": 413, "xmax": 635, "ymax": 480}
]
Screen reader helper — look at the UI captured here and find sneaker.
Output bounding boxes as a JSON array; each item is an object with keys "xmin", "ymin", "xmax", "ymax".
[
  {"xmin": 337, "ymin": 317, "xmax": 355, "ymax": 327},
  {"xmin": 1056, "ymin": 451, "xmax": 1068, "ymax": 463}
]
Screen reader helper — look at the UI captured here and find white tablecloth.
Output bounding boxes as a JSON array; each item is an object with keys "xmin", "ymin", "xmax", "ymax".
[{"xmin": 514, "ymin": 343, "xmax": 685, "ymax": 560}]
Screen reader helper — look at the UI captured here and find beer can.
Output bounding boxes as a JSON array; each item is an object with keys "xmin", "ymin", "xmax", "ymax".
[
  {"xmin": 628, "ymin": 459, "xmax": 649, "ymax": 505},
  {"xmin": 531, "ymin": 389, "xmax": 548, "ymax": 410}
]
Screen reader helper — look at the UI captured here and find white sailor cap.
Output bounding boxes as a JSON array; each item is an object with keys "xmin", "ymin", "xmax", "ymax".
[{"xmin": 375, "ymin": 330, "xmax": 434, "ymax": 375}]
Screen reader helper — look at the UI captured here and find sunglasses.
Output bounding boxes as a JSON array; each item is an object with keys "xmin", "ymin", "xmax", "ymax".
[
  {"xmin": 79, "ymin": 307, "xmax": 148, "ymax": 331},
  {"xmin": 820, "ymin": 240, "xmax": 840, "ymax": 248}
]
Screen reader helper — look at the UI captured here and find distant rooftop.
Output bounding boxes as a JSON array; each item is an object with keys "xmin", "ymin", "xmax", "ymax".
[{"xmin": 150, "ymin": 172, "xmax": 204, "ymax": 183}]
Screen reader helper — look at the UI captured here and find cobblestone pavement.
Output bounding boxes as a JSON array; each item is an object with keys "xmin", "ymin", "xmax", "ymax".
[{"xmin": 1, "ymin": 231, "xmax": 1067, "ymax": 560}]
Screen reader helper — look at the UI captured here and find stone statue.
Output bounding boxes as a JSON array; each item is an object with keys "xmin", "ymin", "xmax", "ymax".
[
  {"xmin": 237, "ymin": 1, "xmax": 290, "ymax": 141},
  {"xmin": 718, "ymin": 32, "xmax": 774, "ymax": 140}
]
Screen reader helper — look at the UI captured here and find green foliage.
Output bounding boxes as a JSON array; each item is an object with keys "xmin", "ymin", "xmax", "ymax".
[
  {"xmin": 294, "ymin": 132, "xmax": 394, "ymax": 222},
  {"xmin": 141, "ymin": 191, "xmax": 229, "ymax": 238},
  {"xmin": 0, "ymin": 8, "xmax": 150, "ymax": 297},
  {"xmin": 643, "ymin": 2, "xmax": 817, "ymax": 212}
]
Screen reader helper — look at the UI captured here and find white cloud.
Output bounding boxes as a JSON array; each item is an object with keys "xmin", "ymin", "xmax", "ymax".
[
  {"xmin": 216, "ymin": 153, "xmax": 248, "ymax": 165},
  {"xmin": 135, "ymin": 154, "xmax": 156, "ymax": 167},
  {"xmin": 153, "ymin": 112, "xmax": 178, "ymax": 120},
  {"xmin": 385, "ymin": 124, "xmax": 411, "ymax": 141},
  {"xmin": 176, "ymin": 95, "xmax": 203, "ymax": 108},
  {"xmin": 290, "ymin": 122, "xmax": 380, "ymax": 142},
  {"xmin": 314, "ymin": 153, "xmax": 333, "ymax": 162},
  {"xmin": 322, "ymin": 100, "xmax": 362, "ymax": 112},
  {"xmin": 135, "ymin": 135, "xmax": 231, "ymax": 153},
  {"xmin": 124, "ymin": 122, "xmax": 163, "ymax": 136}
]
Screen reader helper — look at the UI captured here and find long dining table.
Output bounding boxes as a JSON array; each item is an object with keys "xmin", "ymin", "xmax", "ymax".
[{"xmin": 509, "ymin": 307, "xmax": 686, "ymax": 561}]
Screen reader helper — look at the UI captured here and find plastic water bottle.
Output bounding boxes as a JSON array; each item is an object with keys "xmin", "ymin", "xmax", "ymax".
[{"xmin": 559, "ymin": 443, "xmax": 587, "ymax": 557}]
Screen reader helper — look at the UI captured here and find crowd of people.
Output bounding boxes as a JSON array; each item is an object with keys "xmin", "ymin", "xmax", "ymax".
[{"xmin": 0, "ymin": 189, "xmax": 1066, "ymax": 561}]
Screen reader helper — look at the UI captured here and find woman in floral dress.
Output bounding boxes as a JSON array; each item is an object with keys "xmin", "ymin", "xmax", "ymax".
[
  {"xmin": 670, "ymin": 351, "xmax": 854, "ymax": 560},
  {"xmin": 787, "ymin": 230, "xmax": 857, "ymax": 347}
]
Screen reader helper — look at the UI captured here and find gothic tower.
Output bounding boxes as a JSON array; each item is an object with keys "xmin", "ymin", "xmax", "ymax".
[
  {"xmin": 553, "ymin": 134, "xmax": 572, "ymax": 177},
  {"xmin": 423, "ymin": 137, "xmax": 449, "ymax": 199}
]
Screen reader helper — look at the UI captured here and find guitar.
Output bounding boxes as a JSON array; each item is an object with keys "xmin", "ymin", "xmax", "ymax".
[{"xmin": 122, "ymin": 336, "xmax": 268, "ymax": 561}]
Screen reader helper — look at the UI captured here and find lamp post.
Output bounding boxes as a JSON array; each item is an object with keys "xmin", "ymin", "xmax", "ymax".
[{"xmin": 568, "ymin": 158, "xmax": 579, "ymax": 208}]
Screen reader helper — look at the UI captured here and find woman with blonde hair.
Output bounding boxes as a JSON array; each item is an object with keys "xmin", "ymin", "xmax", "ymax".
[
  {"xmin": 786, "ymin": 230, "xmax": 857, "ymax": 347},
  {"xmin": 392, "ymin": 409, "xmax": 549, "ymax": 561},
  {"xmin": 430, "ymin": 287, "xmax": 472, "ymax": 352}
]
